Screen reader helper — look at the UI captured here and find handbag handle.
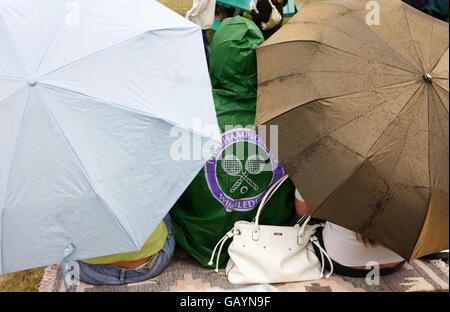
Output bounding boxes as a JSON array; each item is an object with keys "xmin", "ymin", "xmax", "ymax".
[
  {"xmin": 252, "ymin": 174, "xmax": 311, "ymax": 244},
  {"xmin": 267, "ymin": 0, "xmax": 276, "ymax": 10},
  {"xmin": 253, "ymin": 174, "xmax": 289, "ymax": 227},
  {"xmin": 254, "ymin": 175, "xmax": 312, "ymax": 225},
  {"xmin": 252, "ymin": 175, "xmax": 312, "ymax": 241},
  {"xmin": 252, "ymin": 175, "xmax": 312, "ymax": 240}
]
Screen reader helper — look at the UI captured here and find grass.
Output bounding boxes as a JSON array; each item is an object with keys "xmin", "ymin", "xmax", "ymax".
[
  {"xmin": 0, "ymin": 268, "xmax": 45, "ymax": 292},
  {"xmin": 158, "ymin": 0, "xmax": 192, "ymax": 15}
]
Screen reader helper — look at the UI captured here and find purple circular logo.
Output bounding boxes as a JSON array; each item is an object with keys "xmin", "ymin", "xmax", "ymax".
[{"xmin": 205, "ymin": 128, "xmax": 284, "ymax": 212}]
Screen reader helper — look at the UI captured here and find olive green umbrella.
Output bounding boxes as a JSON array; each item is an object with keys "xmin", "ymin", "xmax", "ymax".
[{"xmin": 255, "ymin": 0, "xmax": 449, "ymax": 260}]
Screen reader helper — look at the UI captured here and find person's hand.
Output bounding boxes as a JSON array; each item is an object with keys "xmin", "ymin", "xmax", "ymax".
[
  {"xmin": 295, "ymin": 198, "xmax": 309, "ymax": 218},
  {"xmin": 250, "ymin": 1, "xmax": 256, "ymax": 12}
]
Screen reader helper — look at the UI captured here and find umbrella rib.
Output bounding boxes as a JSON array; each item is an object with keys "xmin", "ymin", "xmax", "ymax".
[
  {"xmin": 259, "ymin": 69, "xmax": 416, "ymax": 90},
  {"xmin": 427, "ymin": 86, "xmax": 432, "ymax": 212},
  {"xmin": 432, "ymin": 76, "xmax": 450, "ymax": 82},
  {"xmin": 324, "ymin": 83, "xmax": 422, "ymax": 148},
  {"xmin": 0, "ymin": 74, "xmax": 24, "ymax": 81},
  {"xmin": 431, "ymin": 46, "xmax": 450, "ymax": 74},
  {"xmin": 402, "ymin": 4, "xmax": 426, "ymax": 73},
  {"xmin": 0, "ymin": 84, "xmax": 26, "ymax": 108},
  {"xmin": 385, "ymin": 86, "xmax": 425, "ymax": 186},
  {"xmin": 293, "ymin": 82, "xmax": 421, "ymax": 161},
  {"xmin": 432, "ymin": 83, "xmax": 449, "ymax": 113},
  {"xmin": 258, "ymin": 79, "xmax": 422, "ymax": 125},
  {"xmin": 414, "ymin": 191, "xmax": 434, "ymax": 259},
  {"xmin": 37, "ymin": 82, "xmax": 209, "ymax": 140},
  {"xmin": 266, "ymin": 9, "xmax": 424, "ymax": 74},
  {"xmin": 261, "ymin": 40, "xmax": 421, "ymax": 76},
  {"xmin": 0, "ymin": 10, "xmax": 29, "ymax": 76},
  {"xmin": 312, "ymin": 154, "xmax": 366, "ymax": 217},
  {"xmin": 429, "ymin": 19, "xmax": 435, "ymax": 73},
  {"xmin": 314, "ymin": 84, "xmax": 424, "ymax": 217},
  {"xmin": 37, "ymin": 26, "xmax": 197, "ymax": 81},
  {"xmin": 430, "ymin": 88, "xmax": 449, "ymax": 150},
  {"xmin": 424, "ymin": 87, "xmax": 448, "ymax": 256},
  {"xmin": 0, "ymin": 88, "xmax": 31, "ymax": 274},
  {"xmin": 34, "ymin": 89, "xmax": 141, "ymax": 251},
  {"xmin": 34, "ymin": 11, "xmax": 68, "ymax": 75}
]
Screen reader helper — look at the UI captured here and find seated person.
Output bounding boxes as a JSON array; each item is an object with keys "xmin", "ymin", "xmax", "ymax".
[
  {"xmin": 170, "ymin": 17, "xmax": 295, "ymax": 269},
  {"xmin": 76, "ymin": 214, "xmax": 175, "ymax": 285},
  {"xmin": 295, "ymin": 190, "xmax": 405, "ymax": 277}
]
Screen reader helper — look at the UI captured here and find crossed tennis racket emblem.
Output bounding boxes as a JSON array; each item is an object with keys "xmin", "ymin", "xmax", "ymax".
[{"xmin": 221, "ymin": 154, "xmax": 267, "ymax": 194}]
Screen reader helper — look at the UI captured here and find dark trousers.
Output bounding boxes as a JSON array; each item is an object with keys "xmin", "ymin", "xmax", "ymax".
[{"xmin": 202, "ymin": 30, "xmax": 211, "ymax": 70}]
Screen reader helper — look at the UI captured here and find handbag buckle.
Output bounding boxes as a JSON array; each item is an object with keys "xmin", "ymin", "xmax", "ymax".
[
  {"xmin": 252, "ymin": 226, "xmax": 260, "ymax": 241},
  {"xmin": 297, "ymin": 231, "xmax": 305, "ymax": 245}
]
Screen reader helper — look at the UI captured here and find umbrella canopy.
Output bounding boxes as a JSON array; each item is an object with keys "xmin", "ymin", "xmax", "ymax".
[
  {"xmin": 255, "ymin": 0, "xmax": 449, "ymax": 260},
  {"xmin": 0, "ymin": 0, "xmax": 219, "ymax": 274}
]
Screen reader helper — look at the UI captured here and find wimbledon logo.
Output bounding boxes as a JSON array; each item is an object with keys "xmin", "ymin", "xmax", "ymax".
[{"xmin": 205, "ymin": 128, "xmax": 283, "ymax": 212}]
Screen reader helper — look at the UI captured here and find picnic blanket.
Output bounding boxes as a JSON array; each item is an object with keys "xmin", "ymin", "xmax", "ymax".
[{"xmin": 39, "ymin": 248, "xmax": 449, "ymax": 292}]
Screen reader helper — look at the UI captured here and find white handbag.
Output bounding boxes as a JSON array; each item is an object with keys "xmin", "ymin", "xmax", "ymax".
[
  {"xmin": 261, "ymin": 0, "xmax": 283, "ymax": 31},
  {"xmin": 209, "ymin": 175, "xmax": 333, "ymax": 284}
]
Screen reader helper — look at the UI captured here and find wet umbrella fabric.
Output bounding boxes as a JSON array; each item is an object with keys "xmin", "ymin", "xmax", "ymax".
[{"xmin": 255, "ymin": 0, "xmax": 449, "ymax": 260}]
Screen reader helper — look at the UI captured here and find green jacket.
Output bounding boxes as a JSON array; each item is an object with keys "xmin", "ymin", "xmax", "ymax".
[{"xmin": 170, "ymin": 17, "xmax": 295, "ymax": 269}]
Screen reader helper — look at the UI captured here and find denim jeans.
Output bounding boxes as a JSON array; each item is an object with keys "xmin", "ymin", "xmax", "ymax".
[{"xmin": 77, "ymin": 214, "xmax": 175, "ymax": 285}]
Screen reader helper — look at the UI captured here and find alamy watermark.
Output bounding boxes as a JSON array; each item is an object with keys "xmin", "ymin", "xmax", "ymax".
[
  {"xmin": 366, "ymin": 261, "xmax": 381, "ymax": 286},
  {"xmin": 366, "ymin": 1, "xmax": 381, "ymax": 25},
  {"xmin": 65, "ymin": 1, "xmax": 80, "ymax": 26},
  {"xmin": 169, "ymin": 117, "xmax": 279, "ymax": 168}
]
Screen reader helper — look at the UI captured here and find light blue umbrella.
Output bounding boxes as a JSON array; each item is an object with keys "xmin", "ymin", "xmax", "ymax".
[{"xmin": 0, "ymin": 0, "xmax": 220, "ymax": 274}]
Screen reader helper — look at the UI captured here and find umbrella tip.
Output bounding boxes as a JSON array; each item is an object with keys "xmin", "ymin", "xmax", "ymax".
[
  {"xmin": 27, "ymin": 77, "xmax": 37, "ymax": 87},
  {"xmin": 423, "ymin": 73, "xmax": 433, "ymax": 83}
]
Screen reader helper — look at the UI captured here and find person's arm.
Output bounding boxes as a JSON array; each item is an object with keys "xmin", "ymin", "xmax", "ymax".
[
  {"xmin": 186, "ymin": 0, "xmax": 210, "ymax": 20},
  {"xmin": 295, "ymin": 189, "xmax": 309, "ymax": 217},
  {"xmin": 251, "ymin": 0, "xmax": 272, "ymax": 24}
]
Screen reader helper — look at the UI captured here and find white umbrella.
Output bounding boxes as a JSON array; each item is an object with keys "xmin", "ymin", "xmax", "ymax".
[{"xmin": 0, "ymin": 0, "xmax": 219, "ymax": 274}]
